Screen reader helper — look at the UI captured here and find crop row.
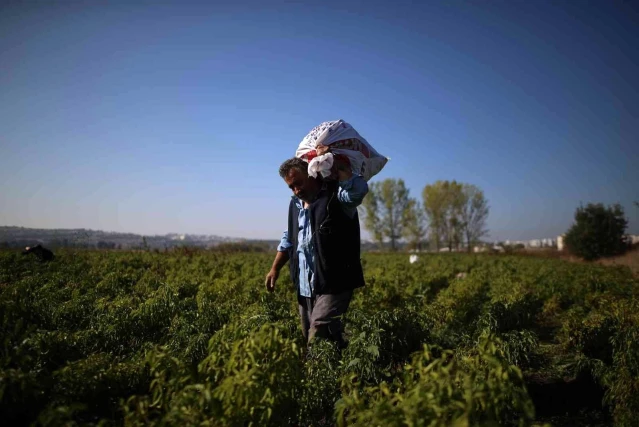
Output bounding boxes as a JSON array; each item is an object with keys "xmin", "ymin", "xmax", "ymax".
[{"xmin": 1, "ymin": 249, "xmax": 637, "ymax": 425}]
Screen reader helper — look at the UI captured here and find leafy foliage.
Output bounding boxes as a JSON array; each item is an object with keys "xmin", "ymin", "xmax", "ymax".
[
  {"xmin": 1, "ymin": 249, "xmax": 638, "ymax": 425},
  {"xmin": 564, "ymin": 203, "xmax": 628, "ymax": 260},
  {"xmin": 336, "ymin": 335, "xmax": 535, "ymax": 427},
  {"xmin": 401, "ymin": 198, "xmax": 428, "ymax": 251},
  {"xmin": 423, "ymin": 180, "xmax": 489, "ymax": 251},
  {"xmin": 361, "ymin": 178, "xmax": 410, "ymax": 250}
]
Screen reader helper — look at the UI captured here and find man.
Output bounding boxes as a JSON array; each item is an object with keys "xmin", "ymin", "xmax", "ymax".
[
  {"xmin": 22, "ymin": 244, "xmax": 55, "ymax": 262},
  {"xmin": 265, "ymin": 145, "xmax": 368, "ymax": 347}
]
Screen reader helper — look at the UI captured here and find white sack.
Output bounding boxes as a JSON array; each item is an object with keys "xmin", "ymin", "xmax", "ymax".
[{"xmin": 296, "ymin": 119, "xmax": 388, "ymax": 181}]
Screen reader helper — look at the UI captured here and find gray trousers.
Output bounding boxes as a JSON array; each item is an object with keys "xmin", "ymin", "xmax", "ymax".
[{"xmin": 298, "ymin": 290, "xmax": 353, "ymax": 348}]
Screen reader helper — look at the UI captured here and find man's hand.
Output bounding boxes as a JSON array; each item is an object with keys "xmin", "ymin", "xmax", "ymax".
[
  {"xmin": 266, "ymin": 251, "xmax": 289, "ymax": 293},
  {"xmin": 315, "ymin": 143, "xmax": 330, "ymax": 156},
  {"xmin": 265, "ymin": 268, "xmax": 279, "ymax": 293},
  {"xmin": 333, "ymin": 154, "xmax": 353, "ymax": 181},
  {"xmin": 316, "ymin": 144, "xmax": 353, "ymax": 181}
]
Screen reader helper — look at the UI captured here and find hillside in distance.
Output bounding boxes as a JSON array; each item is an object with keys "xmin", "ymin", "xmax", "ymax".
[{"xmin": 0, "ymin": 226, "xmax": 278, "ymax": 250}]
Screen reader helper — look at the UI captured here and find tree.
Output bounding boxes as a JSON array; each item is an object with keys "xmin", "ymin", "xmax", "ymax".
[
  {"xmin": 402, "ymin": 198, "xmax": 428, "ymax": 251},
  {"xmin": 422, "ymin": 181, "xmax": 449, "ymax": 250},
  {"xmin": 361, "ymin": 186, "xmax": 384, "ymax": 249},
  {"xmin": 361, "ymin": 178, "xmax": 410, "ymax": 251},
  {"xmin": 380, "ymin": 179, "xmax": 410, "ymax": 250},
  {"xmin": 564, "ymin": 203, "xmax": 628, "ymax": 261},
  {"xmin": 444, "ymin": 181, "xmax": 465, "ymax": 251},
  {"xmin": 460, "ymin": 184, "xmax": 489, "ymax": 252},
  {"xmin": 422, "ymin": 180, "xmax": 464, "ymax": 251}
]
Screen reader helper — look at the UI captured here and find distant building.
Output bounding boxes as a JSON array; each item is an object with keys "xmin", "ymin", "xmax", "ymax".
[
  {"xmin": 557, "ymin": 235, "xmax": 565, "ymax": 251},
  {"xmin": 627, "ymin": 235, "xmax": 639, "ymax": 245}
]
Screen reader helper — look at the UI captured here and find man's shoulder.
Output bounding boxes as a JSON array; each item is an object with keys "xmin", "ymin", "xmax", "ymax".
[
  {"xmin": 325, "ymin": 179, "xmax": 339, "ymax": 192},
  {"xmin": 288, "ymin": 197, "xmax": 302, "ymax": 213}
]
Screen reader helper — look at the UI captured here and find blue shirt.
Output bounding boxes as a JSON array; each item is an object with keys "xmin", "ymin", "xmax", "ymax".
[{"xmin": 277, "ymin": 175, "xmax": 369, "ymax": 297}]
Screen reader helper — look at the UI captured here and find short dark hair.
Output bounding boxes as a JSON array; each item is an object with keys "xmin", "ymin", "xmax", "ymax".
[{"xmin": 279, "ymin": 157, "xmax": 308, "ymax": 178}]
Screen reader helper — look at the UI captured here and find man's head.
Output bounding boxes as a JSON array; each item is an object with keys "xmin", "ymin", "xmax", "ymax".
[
  {"xmin": 279, "ymin": 158, "xmax": 321, "ymax": 203},
  {"xmin": 22, "ymin": 244, "xmax": 54, "ymax": 261},
  {"xmin": 22, "ymin": 244, "xmax": 42, "ymax": 255}
]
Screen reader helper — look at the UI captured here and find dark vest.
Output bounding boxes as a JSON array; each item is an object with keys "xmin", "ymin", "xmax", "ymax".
[{"xmin": 287, "ymin": 181, "xmax": 365, "ymax": 295}]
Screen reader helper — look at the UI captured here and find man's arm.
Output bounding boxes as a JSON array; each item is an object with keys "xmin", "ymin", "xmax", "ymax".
[
  {"xmin": 270, "ymin": 250, "xmax": 290, "ymax": 272},
  {"xmin": 337, "ymin": 173, "xmax": 368, "ymax": 209},
  {"xmin": 335, "ymin": 161, "xmax": 369, "ymax": 218},
  {"xmin": 315, "ymin": 144, "xmax": 369, "ymax": 214},
  {"xmin": 265, "ymin": 231, "xmax": 291, "ymax": 292}
]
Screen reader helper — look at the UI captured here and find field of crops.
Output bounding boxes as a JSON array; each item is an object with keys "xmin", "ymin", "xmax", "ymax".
[{"xmin": 1, "ymin": 249, "xmax": 638, "ymax": 426}]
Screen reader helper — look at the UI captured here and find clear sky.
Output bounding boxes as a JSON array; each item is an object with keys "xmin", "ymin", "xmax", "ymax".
[{"xmin": 1, "ymin": 0, "xmax": 637, "ymax": 241}]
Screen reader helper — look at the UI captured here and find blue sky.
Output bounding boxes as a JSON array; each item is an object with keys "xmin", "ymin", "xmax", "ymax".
[{"xmin": 1, "ymin": 0, "xmax": 637, "ymax": 241}]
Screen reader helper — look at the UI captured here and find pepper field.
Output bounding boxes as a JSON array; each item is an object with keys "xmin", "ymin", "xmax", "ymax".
[{"xmin": 1, "ymin": 249, "xmax": 638, "ymax": 426}]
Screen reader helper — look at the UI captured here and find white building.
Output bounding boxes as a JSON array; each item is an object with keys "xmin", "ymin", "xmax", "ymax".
[{"xmin": 557, "ymin": 235, "xmax": 565, "ymax": 251}]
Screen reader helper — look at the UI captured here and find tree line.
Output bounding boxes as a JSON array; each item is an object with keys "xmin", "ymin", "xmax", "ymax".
[{"xmin": 360, "ymin": 179, "xmax": 489, "ymax": 252}]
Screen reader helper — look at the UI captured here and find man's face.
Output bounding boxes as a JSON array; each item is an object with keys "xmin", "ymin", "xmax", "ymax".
[{"xmin": 284, "ymin": 168, "xmax": 317, "ymax": 202}]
